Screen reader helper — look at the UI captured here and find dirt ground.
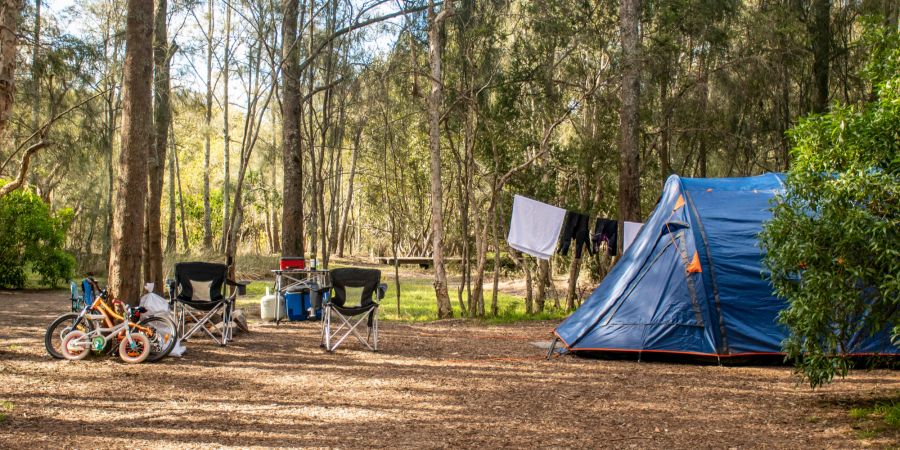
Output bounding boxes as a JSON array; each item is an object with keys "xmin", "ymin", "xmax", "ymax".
[{"xmin": 0, "ymin": 290, "xmax": 898, "ymax": 449}]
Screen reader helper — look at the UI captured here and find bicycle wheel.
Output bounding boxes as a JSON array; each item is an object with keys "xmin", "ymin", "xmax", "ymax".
[
  {"xmin": 138, "ymin": 315, "xmax": 177, "ymax": 362},
  {"xmin": 118, "ymin": 333, "xmax": 150, "ymax": 364},
  {"xmin": 44, "ymin": 313, "xmax": 94, "ymax": 359},
  {"xmin": 61, "ymin": 330, "xmax": 91, "ymax": 360}
]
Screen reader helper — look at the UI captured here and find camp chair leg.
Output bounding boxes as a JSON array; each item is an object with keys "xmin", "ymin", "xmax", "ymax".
[
  {"xmin": 320, "ymin": 307, "xmax": 328, "ymax": 348},
  {"xmin": 220, "ymin": 303, "xmax": 233, "ymax": 346},
  {"xmin": 332, "ymin": 314, "xmax": 370, "ymax": 350},
  {"xmin": 371, "ymin": 308, "xmax": 379, "ymax": 351},
  {"xmin": 323, "ymin": 307, "xmax": 332, "ymax": 351},
  {"xmin": 323, "ymin": 307, "xmax": 377, "ymax": 352},
  {"xmin": 180, "ymin": 303, "xmax": 228, "ymax": 346}
]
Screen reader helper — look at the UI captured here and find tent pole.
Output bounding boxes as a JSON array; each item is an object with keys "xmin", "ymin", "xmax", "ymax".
[{"xmin": 546, "ymin": 337, "xmax": 559, "ymax": 360}]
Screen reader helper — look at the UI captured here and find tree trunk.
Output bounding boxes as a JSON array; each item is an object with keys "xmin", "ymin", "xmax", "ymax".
[
  {"xmin": 618, "ymin": 0, "xmax": 642, "ymax": 240},
  {"xmin": 108, "ymin": 0, "xmax": 154, "ymax": 305},
  {"xmin": 166, "ymin": 122, "xmax": 176, "ymax": 253},
  {"xmin": 220, "ymin": 3, "xmax": 231, "ymax": 252},
  {"xmin": 144, "ymin": 0, "xmax": 170, "ymax": 295},
  {"xmin": 659, "ymin": 75, "xmax": 671, "ymax": 177},
  {"xmin": 471, "ymin": 204, "xmax": 487, "ymax": 316},
  {"xmin": 202, "ymin": 0, "xmax": 214, "ymax": 249},
  {"xmin": 280, "ymin": 0, "xmax": 305, "ymax": 257},
  {"xmin": 564, "ymin": 255, "xmax": 581, "ymax": 311},
  {"xmin": 779, "ymin": 64, "xmax": 791, "ymax": 171},
  {"xmin": 30, "ymin": 0, "xmax": 39, "ymax": 132},
  {"xmin": 0, "ymin": 0, "xmax": 20, "ymax": 137},
  {"xmin": 535, "ymin": 259, "xmax": 549, "ymax": 312},
  {"xmin": 224, "ymin": 13, "xmax": 276, "ymax": 278},
  {"xmin": 490, "ymin": 200, "xmax": 501, "ymax": 317},
  {"xmin": 697, "ymin": 54, "xmax": 708, "ymax": 178},
  {"xmin": 427, "ymin": 0, "xmax": 453, "ymax": 319},
  {"xmin": 810, "ymin": 0, "xmax": 831, "ymax": 114},
  {"xmin": 336, "ymin": 126, "xmax": 360, "ymax": 257},
  {"xmin": 306, "ymin": 0, "xmax": 318, "ymax": 261},
  {"xmin": 524, "ymin": 256, "xmax": 533, "ymax": 314},
  {"xmin": 174, "ymin": 133, "xmax": 189, "ymax": 252},
  {"xmin": 270, "ymin": 118, "xmax": 280, "ymax": 254},
  {"xmin": 103, "ymin": 23, "xmax": 122, "ymax": 261}
]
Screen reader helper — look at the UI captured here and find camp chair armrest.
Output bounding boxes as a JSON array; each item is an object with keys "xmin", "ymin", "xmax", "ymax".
[
  {"xmin": 166, "ymin": 278, "xmax": 177, "ymax": 305},
  {"xmin": 226, "ymin": 279, "xmax": 249, "ymax": 296},
  {"xmin": 376, "ymin": 283, "xmax": 388, "ymax": 300}
]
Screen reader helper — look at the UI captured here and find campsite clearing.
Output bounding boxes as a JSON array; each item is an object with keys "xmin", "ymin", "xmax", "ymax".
[{"xmin": 0, "ymin": 290, "xmax": 897, "ymax": 448}]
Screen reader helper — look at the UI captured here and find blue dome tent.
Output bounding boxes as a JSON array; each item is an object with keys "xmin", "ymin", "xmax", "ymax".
[{"xmin": 554, "ymin": 173, "xmax": 897, "ymax": 359}]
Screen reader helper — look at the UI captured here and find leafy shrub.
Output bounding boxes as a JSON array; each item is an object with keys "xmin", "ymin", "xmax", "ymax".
[
  {"xmin": 0, "ymin": 184, "xmax": 75, "ymax": 288},
  {"xmin": 759, "ymin": 24, "xmax": 899, "ymax": 387}
]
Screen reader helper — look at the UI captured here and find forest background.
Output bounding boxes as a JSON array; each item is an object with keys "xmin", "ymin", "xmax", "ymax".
[{"xmin": 0, "ymin": 0, "xmax": 896, "ymax": 322}]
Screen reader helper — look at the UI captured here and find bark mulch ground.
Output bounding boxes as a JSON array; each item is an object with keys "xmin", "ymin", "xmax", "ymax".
[{"xmin": 0, "ymin": 290, "xmax": 897, "ymax": 449}]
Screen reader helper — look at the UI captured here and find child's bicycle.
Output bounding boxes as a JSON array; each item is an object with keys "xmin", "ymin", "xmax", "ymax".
[{"xmin": 48, "ymin": 279, "xmax": 176, "ymax": 363}]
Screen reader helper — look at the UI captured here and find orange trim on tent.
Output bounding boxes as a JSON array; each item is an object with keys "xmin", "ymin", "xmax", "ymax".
[
  {"xmin": 553, "ymin": 331, "xmax": 889, "ymax": 358},
  {"xmin": 561, "ymin": 348, "xmax": 891, "ymax": 358},
  {"xmin": 673, "ymin": 195, "xmax": 685, "ymax": 211},
  {"xmin": 568, "ymin": 348, "xmax": 784, "ymax": 358},
  {"xmin": 686, "ymin": 251, "xmax": 702, "ymax": 273}
]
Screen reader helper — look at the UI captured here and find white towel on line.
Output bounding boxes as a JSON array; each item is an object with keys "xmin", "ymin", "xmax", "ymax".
[
  {"xmin": 507, "ymin": 195, "xmax": 567, "ymax": 260},
  {"xmin": 623, "ymin": 220, "xmax": 643, "ymax": 253}
]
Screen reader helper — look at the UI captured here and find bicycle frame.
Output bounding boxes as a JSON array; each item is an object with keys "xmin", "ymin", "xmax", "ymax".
[
  {"xmin": 64, "ymin": 283, "xmax": 155, "ymax": 350},
  {"xmin": 68, "ymin": 314, "xmax": 140, "ymax": 353}
]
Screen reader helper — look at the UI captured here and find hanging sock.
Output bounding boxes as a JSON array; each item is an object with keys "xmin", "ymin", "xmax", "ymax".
[
  {"xmin": 591, "ymin": 218, "xmax": 618, "ymax": 256},
  {"xmin": 558, "ymin": 211, "xmax": 592, "ymax": 258}
]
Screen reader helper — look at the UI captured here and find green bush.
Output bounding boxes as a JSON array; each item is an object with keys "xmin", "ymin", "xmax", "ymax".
[
  {"xmin": 0, "ymin": 184, "xmax": 75, "ymax": 288},
  {"xmin": 759, "ymin": 24, "xmax": 900, "ymax": 387}
]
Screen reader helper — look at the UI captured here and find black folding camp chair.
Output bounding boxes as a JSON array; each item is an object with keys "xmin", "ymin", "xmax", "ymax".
[
  {"xmin": 167, "ymin": 261, "xmax": 246, "ymax": 346},
  {"xmin": 321, "ymin": 268, "xmax": 387, "ymax": 352}
]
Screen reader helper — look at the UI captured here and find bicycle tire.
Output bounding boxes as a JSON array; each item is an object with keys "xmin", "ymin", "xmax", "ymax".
[
  {"xmin": 138, "ymin": 315, "xmax": 177, "ymax": 362},
  {"xmin": 61, "ymin": 330, "xmax": 90, "ymax": 360},
  {"xmin": 118, "ymin": 333, "xmax": 150, "ymax": 363},
  {"xmin": 44, "ymin": 313, "xmax": 94, "ymax": 359}
]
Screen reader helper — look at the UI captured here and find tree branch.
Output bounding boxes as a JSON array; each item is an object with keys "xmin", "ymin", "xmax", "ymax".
[
  {"xmin": 0, "ymin": 88, "xmax": 109, "ymax": 174},
  {"xmin": 0, "ymin": 141, "xmax": 52, "ymax": 198},
  {"xmin": 296, "ymin": 3, "xmax": 435, "ymax": 76},
  {"xmin": 498, "ymin": 70, "xmax": 606, "ymax": 188}
]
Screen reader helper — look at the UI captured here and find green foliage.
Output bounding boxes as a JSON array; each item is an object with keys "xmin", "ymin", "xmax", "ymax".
[
  {"xmin": 760, "ymin": 25, "xmax": 900, "ymax": 387},
  {"xmin": 237, "ymin": 276, "xmax": 566, "ymax": 323},
  {"xmin": 848, "ymin": 399, "xmax": 900, "ymax": 440},
  {"xmin": 0, "ymin": 185, "xmax": 75, "ymax": 289},
  {"xmin": 0, "ymin": 400, "xmax": 12, "ymax": 423}
]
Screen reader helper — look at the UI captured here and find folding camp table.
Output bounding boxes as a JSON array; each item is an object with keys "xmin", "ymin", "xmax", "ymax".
[{"xmin": 271, "ymin": 268, "xmax": 331, "ymax": 325}]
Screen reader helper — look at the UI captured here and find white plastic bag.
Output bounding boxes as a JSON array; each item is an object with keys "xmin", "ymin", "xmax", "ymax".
[
  {"xmin": 140, "ymin": 291, "xmax": 187, "ymax": 357},
  {"xmin": 140, "ymin": 291, "xmax": 170, "ymax": 314}
]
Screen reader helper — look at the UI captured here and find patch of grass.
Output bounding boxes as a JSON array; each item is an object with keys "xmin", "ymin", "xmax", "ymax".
[
  {"xmin": 856, "ymin": 429, "xmax": 878, "ymax": 439},
  {"xmin": 877, "ymin": 402, "xmax": 900, "ymax": 428},
  {"xmin": 849, "ymin": 399, "xmax": 900, "ymax": 440},
  {"xmin": 0, "ymin": 401, "xmax": 13, "ymax": 423},
  {"xmin": 850, "ymin": 407, "xmax": 871, "ymax": 420},
  {"xmin": 237, "ymin": 277, "xmax": 569, "ymax": 323}
]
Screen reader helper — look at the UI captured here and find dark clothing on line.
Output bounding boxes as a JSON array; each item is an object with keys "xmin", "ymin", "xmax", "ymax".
[
  {"xmin": 558, "ymin": 212, "xmax": 593, "ymax": 258},
  {"xmin": 592, "ymin": 218, "xmax": 618, "ymax": 256}
]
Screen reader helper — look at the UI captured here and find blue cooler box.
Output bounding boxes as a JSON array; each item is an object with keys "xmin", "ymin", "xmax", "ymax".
[{"xmin": 284, "ymin": 290, "xmax": 327, "ymax": 321}]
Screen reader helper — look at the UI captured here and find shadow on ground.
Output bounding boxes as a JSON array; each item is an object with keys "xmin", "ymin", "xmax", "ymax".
[{"xmin": 0, "ymin": 290, "xmax": 897, "ymax": 448}]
